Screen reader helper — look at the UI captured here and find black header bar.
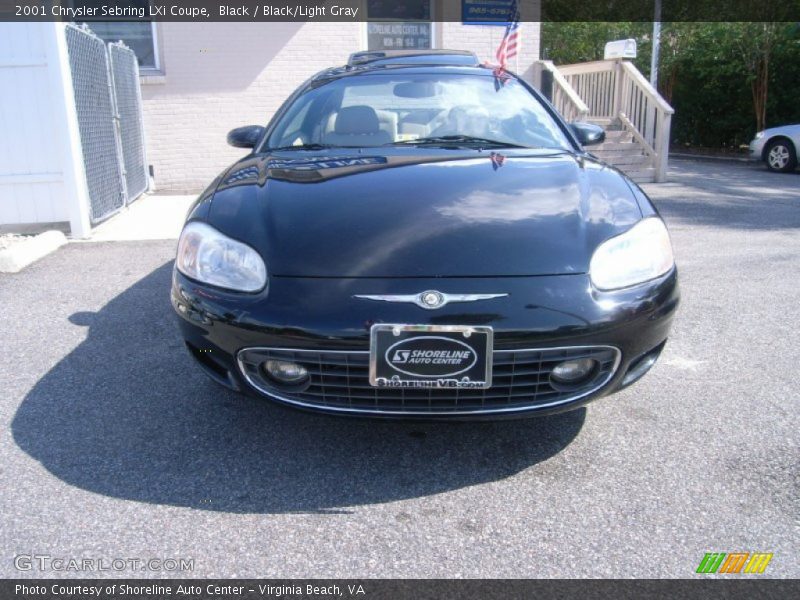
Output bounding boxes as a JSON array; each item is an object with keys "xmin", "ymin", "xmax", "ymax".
[{"xmin": 1, "ymin": 0, "xmax": 799, "ymax": 23}]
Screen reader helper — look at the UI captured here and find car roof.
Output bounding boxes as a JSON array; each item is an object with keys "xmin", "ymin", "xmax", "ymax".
[
  {"xmin": 309, "ymin": 55, "xmax": 499, "ymax": 87},
  {"xmin": 315, "ymin": 63, "xmax": 493, "ymax": 79},
  {"xmin": 347, "ymin": 50, "xmax": 480, "ymax": 67}
]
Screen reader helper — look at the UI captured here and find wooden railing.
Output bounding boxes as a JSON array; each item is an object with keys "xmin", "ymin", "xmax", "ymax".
[
  {"xmin": 556, "ymin": 60, "xmax": 674, "ymax": 182},
  {"xmin": 619, "ymin": 112, "xmax": 655, "ymax": 157},
  {"xmin": 618, "ymin": 61, "xmax": 673, "ymax": 182},
  {"xmin": 533, "ymin": 60, "xmax": 589, "ymax": 123},
  {"xmin": 557, "ymin": 60, "xmax": 619, "ymax": 119}
]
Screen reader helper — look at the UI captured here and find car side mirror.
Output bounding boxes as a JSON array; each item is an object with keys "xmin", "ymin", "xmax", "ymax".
[
  {"xmin": 227, "ymin": 125, "xmax": 265, "ymax": 149},
  {"xmin": 569, "ymin": 122, "xmax": 605, "ymax": 146}
]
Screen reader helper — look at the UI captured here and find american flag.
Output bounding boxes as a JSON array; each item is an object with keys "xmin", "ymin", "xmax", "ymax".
[
  {"xmin": 495, "ymin": 0, "xmax": 521, "ymax": 69},
  {"xmin": 490, "ymin": 152, "xmax": 506, "ymax": 170}
]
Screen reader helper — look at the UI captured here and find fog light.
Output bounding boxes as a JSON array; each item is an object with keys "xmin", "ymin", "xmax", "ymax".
[
  {"xmin": 263, "ymin": 360, "xmax": 309, "ymax": 384},
  {"xmin": 551, "ymin": 358, "xmax": 597, "ymax": 384}
]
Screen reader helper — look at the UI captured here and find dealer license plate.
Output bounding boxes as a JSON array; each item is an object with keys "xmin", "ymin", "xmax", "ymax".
[{"xmin": 369, "ymin": 324, "xmax": 493, "ymax": 389}]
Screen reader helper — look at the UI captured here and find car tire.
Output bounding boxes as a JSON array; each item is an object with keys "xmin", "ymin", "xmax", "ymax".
[{"xmin": 764, "ymin": 137, "xmax": 797, "ymax": 172}]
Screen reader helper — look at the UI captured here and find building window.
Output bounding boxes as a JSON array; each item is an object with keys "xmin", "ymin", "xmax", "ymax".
[
  {"xmin": 75, "ymin": 0, "xmax": 158, "ymax": 69},
  {"xmin": 366, "ymin": 0, "xmax": 432, "ymax": 51},
  {"xmin": 84, "ymin": 21, "xmax": 159, "ymax": 70}
]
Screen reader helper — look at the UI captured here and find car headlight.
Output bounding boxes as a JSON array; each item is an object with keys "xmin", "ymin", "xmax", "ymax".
[
  {"xmin": 589, "ymin": 218, "xmax": 674, "ymax": 290},
  {"xmin": 754, "ymin": 131, "xmax": 765, "ymax": 139},
  {"xmin": 176, "ymin": 221, "xmax": 267, "ymax": 292}
]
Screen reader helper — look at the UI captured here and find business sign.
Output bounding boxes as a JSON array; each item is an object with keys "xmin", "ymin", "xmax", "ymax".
[
  {"xmin": 367, "ymin": 22, "xmax": 432, "ymax": 50},
  {"xmin": 462, "ymin": 0, "xmax": 516, "ymax": 25}
]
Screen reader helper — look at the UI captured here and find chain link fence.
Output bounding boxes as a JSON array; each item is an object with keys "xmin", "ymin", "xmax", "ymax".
[
  {"xmin": 109, "ymin": 42, "xmax": 149, "ymax": 201},
  {"xmin": 65, "ymin": 24, "xmax": 148, "ymax": 225}
]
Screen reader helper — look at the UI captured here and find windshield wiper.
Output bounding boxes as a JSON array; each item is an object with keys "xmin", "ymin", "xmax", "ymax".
[
  {"xmin": 387, "ymin": 135, "xmax": 527, "ymax": 149},
  {"xmin": 268, "ymin": 143, "xmax": 336, "ymax": 151}
]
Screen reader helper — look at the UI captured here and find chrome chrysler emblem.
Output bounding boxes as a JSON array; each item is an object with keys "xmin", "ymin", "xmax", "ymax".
[
  {"xmin": 420, "ymin": 290, "xmax": 444, "ymax": 308},
  {"xmin": 354, "ymin": 291, "xmax": 507, "ymax": 310}
]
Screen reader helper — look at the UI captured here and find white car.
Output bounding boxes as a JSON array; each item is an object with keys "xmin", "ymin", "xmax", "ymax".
[{"xmin": 749, "ymin": 124, "xmax": 800, "ymax": 172}]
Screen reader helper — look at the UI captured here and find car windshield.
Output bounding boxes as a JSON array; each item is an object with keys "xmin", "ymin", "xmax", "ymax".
[{"xmin": 266, "ymin": 72, "xmax": 572, "ymax": 151}]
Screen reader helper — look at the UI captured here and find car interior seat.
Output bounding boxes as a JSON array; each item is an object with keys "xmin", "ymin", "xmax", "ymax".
[{"xmin": 323, "ymin": 105, "xmax": 392, "ymax": 146}]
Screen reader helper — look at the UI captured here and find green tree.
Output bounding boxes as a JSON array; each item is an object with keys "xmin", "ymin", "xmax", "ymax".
[
  {"xmin": 541, "ymin": 22, "xmax": 650, "ymax": 71},
  {"xmin": 541, "ymin": 21, "xmax": 800, "ymax": 148},
  {"xmin": 733, "ymin": 22, "xmax": 779, "ymax": 133}
]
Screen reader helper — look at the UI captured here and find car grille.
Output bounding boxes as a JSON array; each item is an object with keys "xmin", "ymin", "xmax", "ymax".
[{"xmin": 237, "ymin": 345, "xmax": 620, "ymax": 415}]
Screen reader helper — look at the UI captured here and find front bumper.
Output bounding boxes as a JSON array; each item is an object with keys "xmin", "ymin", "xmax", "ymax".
[
  {"xmin": 171, "ymin": 269, "xmax": 679, "ymax": 419},
  {"xmin": 749, "ymin": 137, "xmax": 765, "ymax": 160}
]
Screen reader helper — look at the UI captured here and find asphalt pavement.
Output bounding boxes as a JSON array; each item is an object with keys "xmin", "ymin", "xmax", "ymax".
[{"xmin": 0, "ymin": 160, "xmax": 797, "ymax": 578}]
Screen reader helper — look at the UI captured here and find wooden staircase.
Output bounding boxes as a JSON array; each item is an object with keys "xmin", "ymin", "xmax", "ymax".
[
  {"xmin": 534, "ymin": 59, "xmax": 674, "ymax": 184},
  {"xmin": 588, "ymin": 124, "xmax": 656, "ymax": 184}
]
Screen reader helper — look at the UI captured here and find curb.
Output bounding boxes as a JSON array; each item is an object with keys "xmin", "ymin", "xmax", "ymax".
[
  {"xmin": 0, "ymin": 231, "xmax": 68, "ymax": 273},
  {"xmin": 671, "ymin": 152, "xmax": 755, "ymax": 164}
]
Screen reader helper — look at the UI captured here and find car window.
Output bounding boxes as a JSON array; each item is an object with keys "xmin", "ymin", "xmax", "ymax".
[
  {"xmin": 276, "ymin": 100, "xmax": 312, "ymax": 146},
  {"xmin": 266, "ymin": 72, "xmax": 572, "ymax": 150}
]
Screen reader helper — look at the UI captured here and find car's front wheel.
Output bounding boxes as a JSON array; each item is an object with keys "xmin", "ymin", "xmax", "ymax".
[{"xmin": 764, "ymin": 137, "xmax": 797, "ymax": 172}]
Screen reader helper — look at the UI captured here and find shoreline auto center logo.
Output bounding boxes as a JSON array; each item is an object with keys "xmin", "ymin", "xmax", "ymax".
[
  {"xmin": 386, "ymin": 337, "xmax": 477, "ymax": 378},
  {"xmin": 696, "ymin": 552, "xmax": 773, "ymax": 574}
]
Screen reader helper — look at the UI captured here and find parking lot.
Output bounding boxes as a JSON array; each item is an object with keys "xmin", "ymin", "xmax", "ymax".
[{"xmin": 0, "ymin": 159, "xmax": 797, "ymax": 578}]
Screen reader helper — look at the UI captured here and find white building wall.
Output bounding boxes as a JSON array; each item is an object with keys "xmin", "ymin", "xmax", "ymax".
[
  {"xmin": 0, "ymin": 22, "xmax": 90, "ymax": 235},
  {"xmin": 140, "ymin": 22, "xmax": 363, "ymax": 193},
  {"xmin": 141, "ymin": 20, "xmax": 541, "ymax": 193}
]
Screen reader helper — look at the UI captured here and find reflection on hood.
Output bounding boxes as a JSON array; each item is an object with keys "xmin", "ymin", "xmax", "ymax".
[{"xmin": 216, "ymin": 149, "xmax": 571, "ymax": 190}]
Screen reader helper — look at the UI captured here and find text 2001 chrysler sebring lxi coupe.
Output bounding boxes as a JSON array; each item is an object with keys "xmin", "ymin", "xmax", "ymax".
[{"xmin": 172, "ymin": 50, "xmax": 679, "ymax": 419}]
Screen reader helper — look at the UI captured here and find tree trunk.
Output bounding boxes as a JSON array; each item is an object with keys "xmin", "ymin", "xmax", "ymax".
[
  {"xmin": 660, "ymin": 65, "xmax": 678, "ymax": 104},
  {"xmin": 751, "ymin": 54, "xmax": 769, "ymax": 132},
  {"xmin": 745, "ymin": 23, "xmax": 775, "ymax": 133}
]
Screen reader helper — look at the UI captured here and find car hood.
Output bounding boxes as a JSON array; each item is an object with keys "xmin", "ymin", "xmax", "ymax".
[
  {"xmin": 207, "ymin": 150, "xmax": 643, "ymax": 278},
  {"xmin": 762, "ymin": 124, "xmax": 800, "ymax": 136}
]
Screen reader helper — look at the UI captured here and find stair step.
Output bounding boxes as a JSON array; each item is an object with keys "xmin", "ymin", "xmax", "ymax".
[
  {"xmin": 593, "ymin": 153, "xmax": 650, "ymax": 166},
  {"xmin": 601, "ymin": 130, "xmax": 633, "ymax": 142},
  {"xmin": 592, "ymin": 141, "xmax": 641, "ymax": 152},
  {"xmin": 592, "ymin": 147, "xmax": 648, "ymax": 158},
  {"xmin": 624, "ymin": 168, "xmax": 657, "ymax": 183},
  {"xmin": 587, "ymin": 117, "xmax": 613, "ymax": 127}
]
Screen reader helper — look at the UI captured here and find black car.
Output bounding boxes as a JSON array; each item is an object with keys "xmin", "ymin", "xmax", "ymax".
[{"xmin": 172, "ymin": 50, "xmax": 679, "ymax": 419}]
